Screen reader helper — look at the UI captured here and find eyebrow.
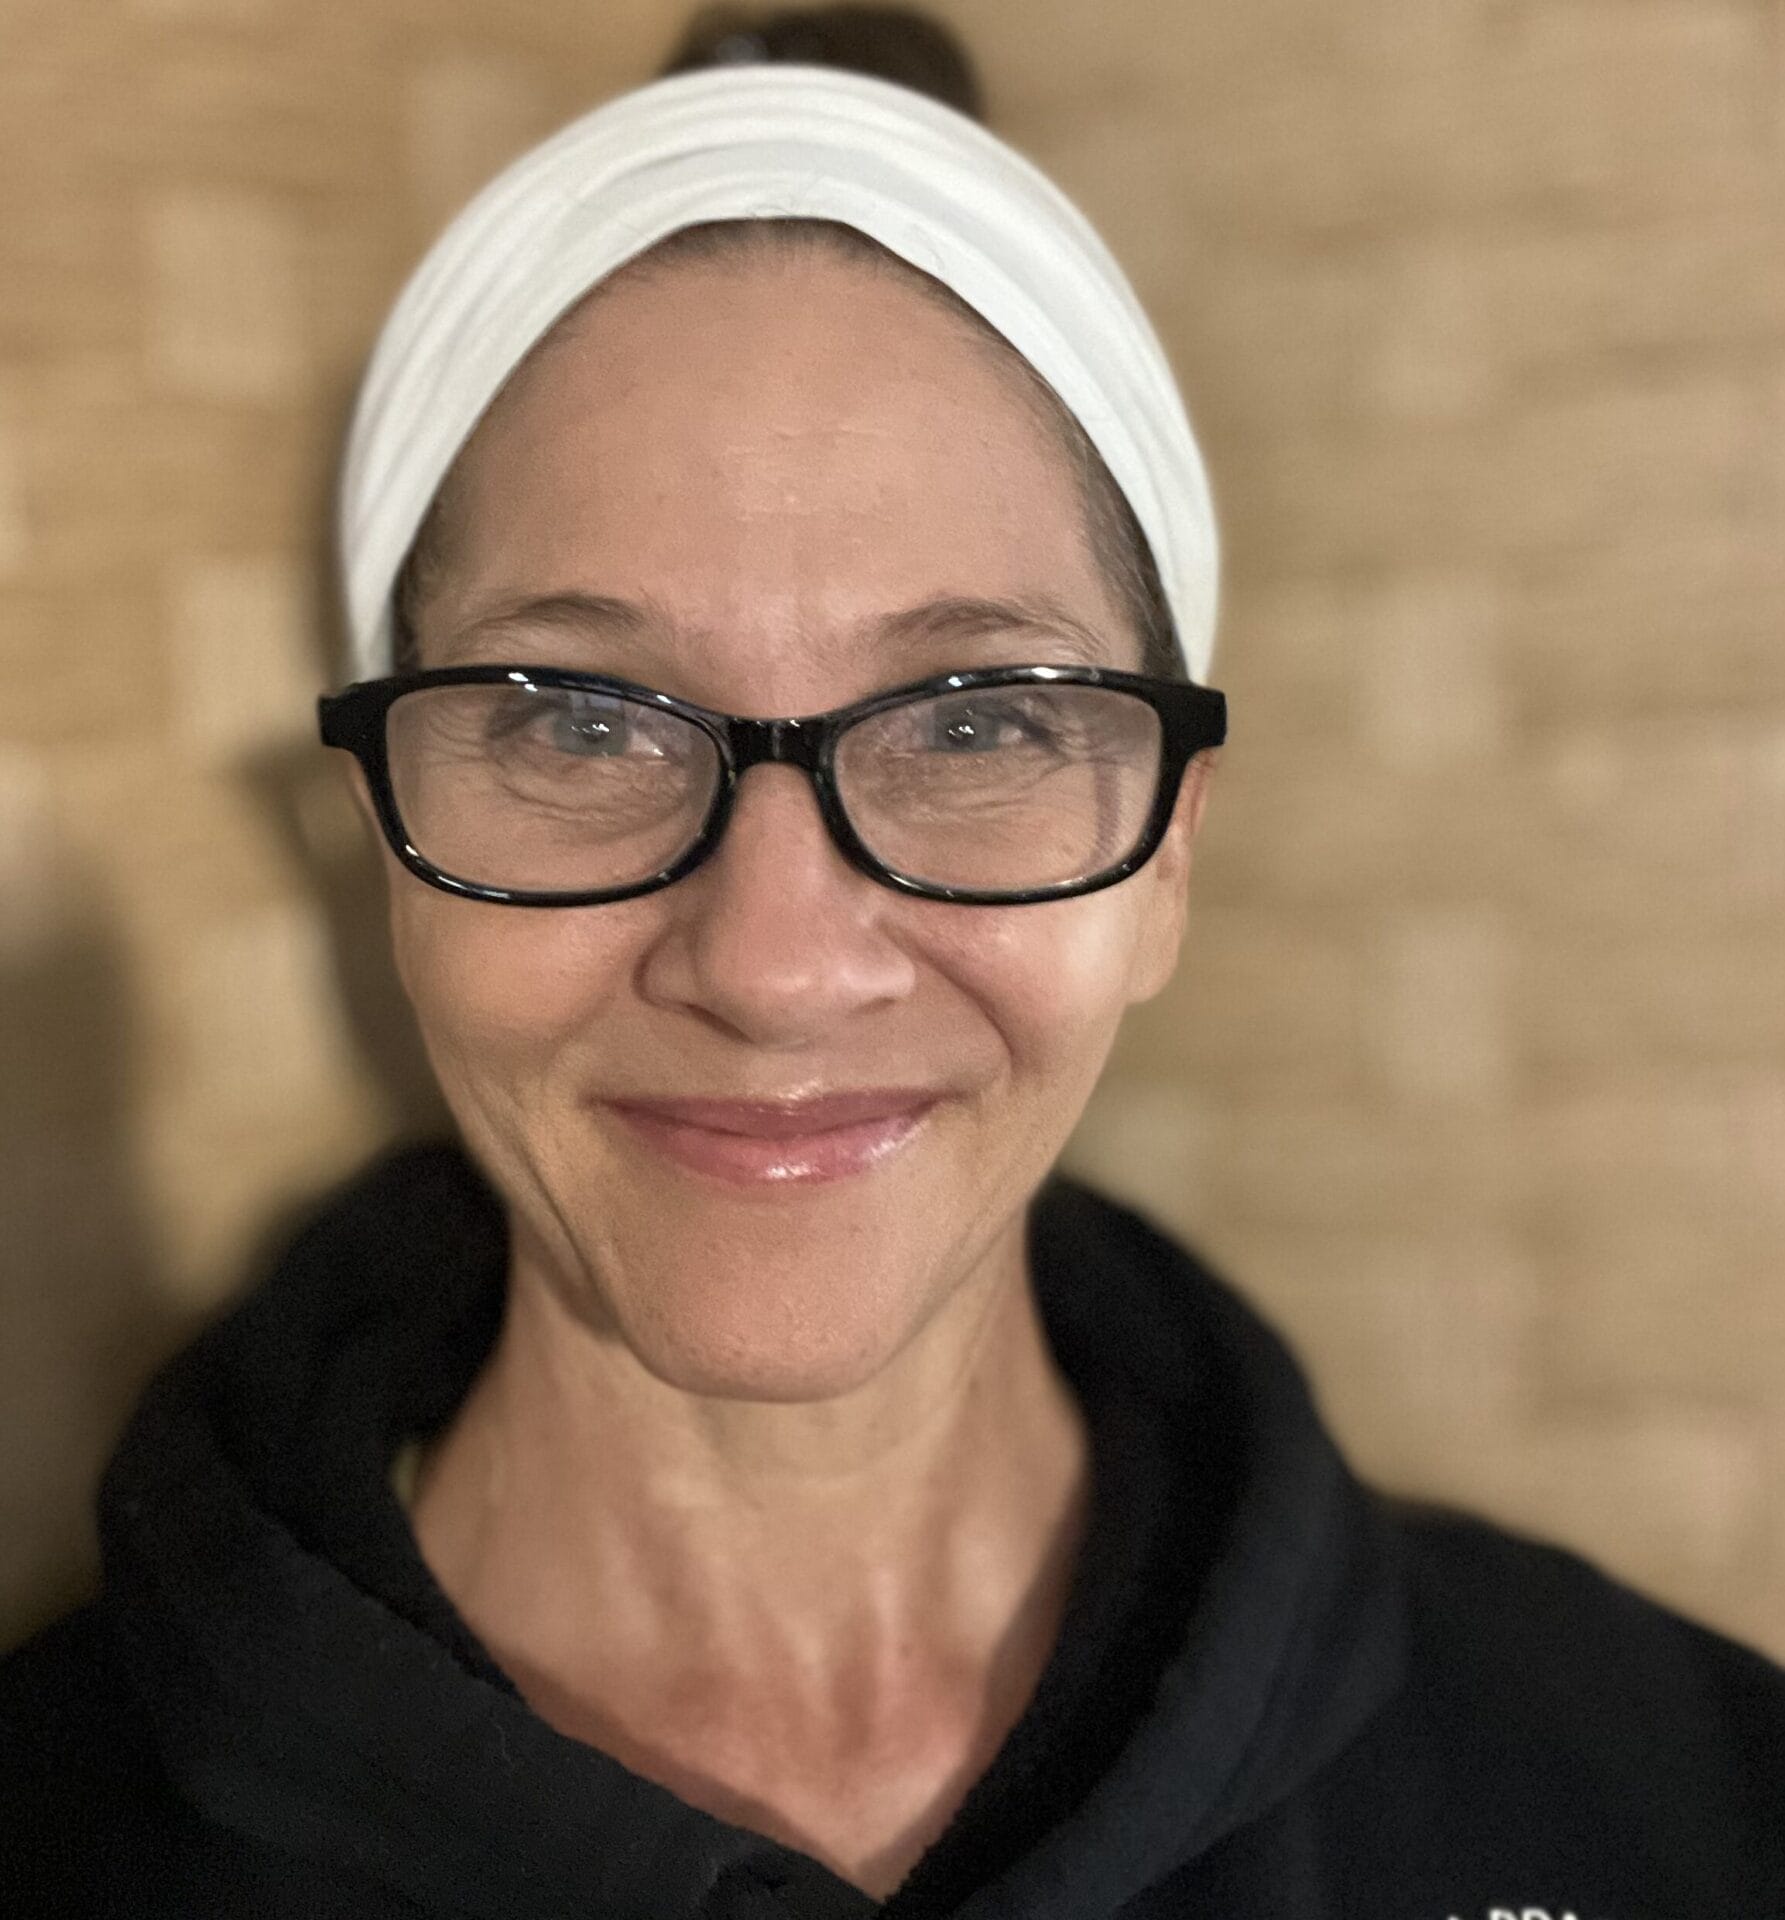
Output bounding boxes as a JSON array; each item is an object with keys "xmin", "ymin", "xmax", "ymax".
[
  {"xmin": 444, "ymin": 589, "xmax": 1117, "ymax": 670},
  {"xmin": 869, "ymin": 593, "xmax": 1112, "ymax": 664}
]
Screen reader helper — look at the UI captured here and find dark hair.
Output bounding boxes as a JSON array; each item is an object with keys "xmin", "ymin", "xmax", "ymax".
[
  {"xmin": 391, "ymin": 7, "xmax": 1181, "ymax": 680},
  {"xmin": 660, "ymin": 5, "xmax": 984, "ymax": 121}
]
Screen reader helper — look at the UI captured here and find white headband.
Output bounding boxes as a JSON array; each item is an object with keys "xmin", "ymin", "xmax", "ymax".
[{"xmin": 337, "ymin": 65, "xmax": 1219, "ymax": 683}]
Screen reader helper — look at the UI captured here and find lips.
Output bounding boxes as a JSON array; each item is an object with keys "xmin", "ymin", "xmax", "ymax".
[{"xmin": 603, "ymin": 1090, "xmax": 939, "ymax": 1185}]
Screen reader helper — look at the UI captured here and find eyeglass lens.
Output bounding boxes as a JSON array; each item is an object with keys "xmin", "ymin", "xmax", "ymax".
[{"xmin": 384, "ymin": 681, "xmax": 1165, "ymax": 897}]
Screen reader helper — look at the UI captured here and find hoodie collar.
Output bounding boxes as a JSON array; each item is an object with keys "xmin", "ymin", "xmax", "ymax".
[
  {"xmin": 97, "ymin": 1144, "xmax": 1405, "ymax": 1918},
  {"xmin": 955, "ymin": 1182, "xmax": 1407, "ymax": 1917}
]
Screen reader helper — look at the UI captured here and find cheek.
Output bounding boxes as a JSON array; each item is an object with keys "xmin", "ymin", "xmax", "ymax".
[
  {"xmin": 387, "ymin": 883, "xmax": 641, "ymax": 1090},
  {"xmin": 937, "ymin": 892, "xmax": 1149, "ymax": 1090}
]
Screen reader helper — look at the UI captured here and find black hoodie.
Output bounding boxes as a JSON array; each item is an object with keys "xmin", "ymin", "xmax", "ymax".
[{"xmin": 3, "ymin": 1143, "xmax": 1781, "ymax": 1919}]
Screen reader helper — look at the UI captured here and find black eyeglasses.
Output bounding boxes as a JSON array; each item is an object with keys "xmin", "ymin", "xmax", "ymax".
[{"xmin": 318, "ymin": 663, "xmax": 1227, "ymax": 908}]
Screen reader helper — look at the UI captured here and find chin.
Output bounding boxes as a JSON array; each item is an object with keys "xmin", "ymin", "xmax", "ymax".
[
  {"xmin": 633, "ymin": 1336, "xmax": 904, "ymax": 1405},
  {"xmin": 593, "ymin": 1221, "xmax": 956, "ymax": 1404}
]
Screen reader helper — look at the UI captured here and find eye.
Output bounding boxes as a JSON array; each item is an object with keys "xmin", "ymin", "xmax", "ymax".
[
  {"xmin": 487, "ymin": 689, "xmax": 665, "ymax": 759},
  {"xmin": 921, "ymin": 694, "xmax": 1055, "ymax": 754},
  {"xmin": 548, "ymin": 693, "xmax": 634, "ymax": 756}
]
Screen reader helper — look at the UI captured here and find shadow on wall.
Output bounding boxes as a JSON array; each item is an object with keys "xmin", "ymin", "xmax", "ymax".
[
  {"xmin": 0, "ymin": 885, "xmax": 192, "ymax": 1646},
  {"xmin": 251, "ymin": 374, "xmax": 454, "ymax": 1148},
  {"xmin": 243, "ymin": 735, "xmax": 452, "ymax": 1146},
  {"xmin": 0, "ymin": 382, "xmax": 452, "ymax": 1653},
  {"xmin": 0, "ymin": 748, "xmax": 449, "ymax": 1661}
]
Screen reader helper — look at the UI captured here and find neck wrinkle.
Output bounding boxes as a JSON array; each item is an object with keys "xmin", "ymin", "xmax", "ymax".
[{"xmin": 406, "ymin": 1223, "xmax": 1092, "ymax": 1709}]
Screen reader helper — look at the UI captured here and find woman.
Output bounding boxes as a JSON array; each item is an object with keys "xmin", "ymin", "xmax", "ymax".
[{"xmin": 4, "ymin": 10, "xmax": 1781, "ymax": 1917}]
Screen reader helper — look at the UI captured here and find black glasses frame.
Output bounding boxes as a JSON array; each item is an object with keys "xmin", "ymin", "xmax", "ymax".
[{"xmin": 318, "ymin": 663, "xmax": 1227, "ymax": 908}]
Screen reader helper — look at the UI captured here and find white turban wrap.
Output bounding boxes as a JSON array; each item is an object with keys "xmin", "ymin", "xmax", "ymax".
[{"xmin": 337, "ymin": 65, "xmax": 1219, "ymax": 684}]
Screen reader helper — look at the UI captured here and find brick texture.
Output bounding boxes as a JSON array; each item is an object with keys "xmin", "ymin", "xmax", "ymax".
[{"xmin": 1, "ymin": 1, "xmax": 1781, "ymax": 1668}]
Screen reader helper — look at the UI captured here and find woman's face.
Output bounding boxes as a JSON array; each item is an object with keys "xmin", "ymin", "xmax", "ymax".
[{"xmin": 377, "ymin": 247, "xmax": 1212, "ymax": 1400}]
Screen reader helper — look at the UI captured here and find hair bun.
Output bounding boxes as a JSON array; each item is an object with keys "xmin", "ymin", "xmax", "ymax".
[{"xmin": 660, "ymin": 5, "xmax": 986, "ymax": 124}]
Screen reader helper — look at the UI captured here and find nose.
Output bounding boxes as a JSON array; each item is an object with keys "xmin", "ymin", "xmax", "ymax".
[{"xmin": 637, "ymin": 763, "xmax": 917, "ymax": 1049}]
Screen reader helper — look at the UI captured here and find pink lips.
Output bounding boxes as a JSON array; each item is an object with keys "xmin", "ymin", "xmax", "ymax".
[{"xmin": 605, "ymin": 1091, "xmax": 938, "ymax": 1186}]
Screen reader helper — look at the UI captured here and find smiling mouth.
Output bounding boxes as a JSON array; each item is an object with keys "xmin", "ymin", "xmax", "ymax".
[{"xmin": 603, "ymin": 1091, "xmax": 940, "ymax": 1185}]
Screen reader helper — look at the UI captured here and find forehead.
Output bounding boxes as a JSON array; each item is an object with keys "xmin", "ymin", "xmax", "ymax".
[{"xmin": 418, "ymin": 248, "xmax": 1127, "ymax": 691}]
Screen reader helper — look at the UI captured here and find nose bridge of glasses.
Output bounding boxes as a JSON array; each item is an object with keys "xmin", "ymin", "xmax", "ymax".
[
  {"xmin": 726, "ymin": 713, "xmax": 827, "ymax": 777},
  {"xmin": 712, "ymin": 719, "xmax": 857, "ymax": 887}
]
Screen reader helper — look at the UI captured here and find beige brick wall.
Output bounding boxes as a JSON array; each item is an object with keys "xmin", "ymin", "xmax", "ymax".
[{"xmin": 2, "ymin": 0, "xmax": 1781, "ymax": 1663}]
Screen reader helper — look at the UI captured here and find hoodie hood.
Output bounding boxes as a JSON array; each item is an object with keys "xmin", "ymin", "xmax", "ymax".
[{"xmin": 95, "ymin": 1144, "xmax": 1406, "ymax": 1919}]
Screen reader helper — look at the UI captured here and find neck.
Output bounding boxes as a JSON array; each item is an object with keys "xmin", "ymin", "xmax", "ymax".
[{"xmin": 406, "ymin": 1216, "xmax": 1091, "ymax": 1892}]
